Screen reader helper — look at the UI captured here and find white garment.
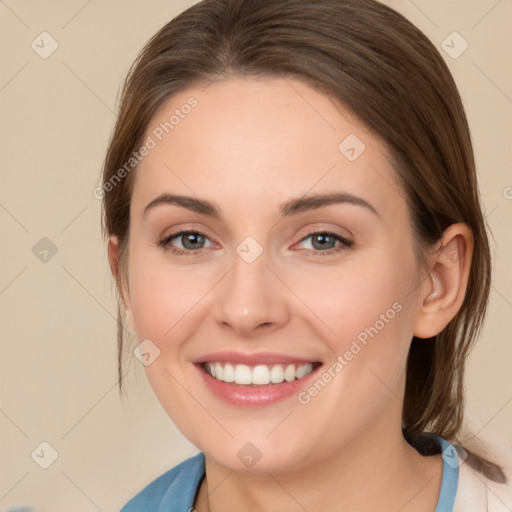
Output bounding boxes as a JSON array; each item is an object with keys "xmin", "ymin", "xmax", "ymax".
[{"xmin": 453, "ymin": 449, "xmax": 512, "ymax": 512}]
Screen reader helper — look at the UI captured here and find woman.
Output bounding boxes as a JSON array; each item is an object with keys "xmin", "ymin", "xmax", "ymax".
[{"xmin": 100, "ymin": 0, "xmax": 510, "ymax": 510}]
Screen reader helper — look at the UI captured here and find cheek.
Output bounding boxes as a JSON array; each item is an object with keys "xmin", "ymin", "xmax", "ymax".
[
  {"xmin": 125, "ymin": 249, "xmax": 209, "ymax": 433},
  {"xmin": 127, "ymin": 248, "xmax": 215, "ymax": 342},
  {"xmin": 289, "ymin": 255, "xmax": 410, "ymax": 345},
  {"xmin": 290, "ymin": 251, "xmax": 415, "ymax": 398}
]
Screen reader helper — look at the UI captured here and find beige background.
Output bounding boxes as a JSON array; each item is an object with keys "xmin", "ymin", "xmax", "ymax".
[{"xmin": 0, "ymin": 0, "xmax": 511, "ymax": 510}]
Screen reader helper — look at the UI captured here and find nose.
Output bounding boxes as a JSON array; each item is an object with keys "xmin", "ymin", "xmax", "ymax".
[{"xmin": 213, "ymin": 246, "xmax": 290, "ymax": 339}]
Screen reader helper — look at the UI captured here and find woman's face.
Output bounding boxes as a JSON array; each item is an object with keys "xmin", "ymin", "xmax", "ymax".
[{"xmin": 121, "ymin": 76, "xmax": 427, "ymax": 471}]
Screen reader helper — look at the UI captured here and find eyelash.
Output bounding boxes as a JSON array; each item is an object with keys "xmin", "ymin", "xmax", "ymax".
[{"xmin": 157, "ymin": 229, "xmax": 353, "ymax": 257}]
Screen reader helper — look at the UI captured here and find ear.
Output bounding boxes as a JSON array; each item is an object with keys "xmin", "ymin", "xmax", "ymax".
[
  {"xmin": 413, "ymin": 223, "xmax": 474, "ymax": 339},
  {"xmin": 108, "ymin": 236, "xmax": 135, "ymax": 332}
]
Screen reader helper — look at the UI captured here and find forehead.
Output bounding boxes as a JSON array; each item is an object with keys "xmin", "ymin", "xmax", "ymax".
[{"xmin": 132, "ymin": 76, "xmax": 404, "ymax": 221}]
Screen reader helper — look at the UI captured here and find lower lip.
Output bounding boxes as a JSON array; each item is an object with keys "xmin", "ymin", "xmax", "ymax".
[{"xmin": 195, "ymin": 364, "xmax": 322, "ymax": 407}]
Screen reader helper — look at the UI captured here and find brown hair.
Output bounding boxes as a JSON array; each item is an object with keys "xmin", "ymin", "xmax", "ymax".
[{"xmin": 101, "ymin": 0, "xmax": 505, "ymax": 482}]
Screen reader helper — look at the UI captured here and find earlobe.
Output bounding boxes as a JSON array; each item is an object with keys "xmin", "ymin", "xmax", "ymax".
[
  {"xmin": 108, "ymin": 235, "xmax": 133, "ymax": 325},
  {"xmin": 107, "ymin": 235, "xmax": 120, "ymax": 280},
  {"xmin": 413, "ymin": 223, "xmax": 473, "ymax": 339}
]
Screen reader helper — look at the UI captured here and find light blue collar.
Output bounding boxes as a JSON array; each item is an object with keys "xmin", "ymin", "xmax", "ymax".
[{"xmin": 433, "ymin": 435, "xmax": 459, "ymax": 511}]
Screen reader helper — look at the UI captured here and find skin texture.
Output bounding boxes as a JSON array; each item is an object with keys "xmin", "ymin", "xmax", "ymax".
[{"xmin": 109, "ymin": 76, "xmax": 473, "ymax": 511}]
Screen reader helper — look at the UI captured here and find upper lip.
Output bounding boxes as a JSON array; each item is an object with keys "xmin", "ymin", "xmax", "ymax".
[{"xmin": 193, "ymin": 351, "xmax": 321, "ymax": 366}]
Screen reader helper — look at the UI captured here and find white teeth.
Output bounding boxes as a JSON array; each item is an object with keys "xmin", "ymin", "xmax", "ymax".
[
  {"xmin": 296, "ymin": 364, "xmax": 308, "ymax": 379},
  {"xmin": 284, "ymin": 364, "xmax": 296, "ymax": 382},
  {"xmin": 252, "ymin": 365, "xmax": 270, "ymax": 385},
  {"xmin": 270, "ymin": 364, "xmax": 284, "ymax": 383},
  {"xmin": 204, "ymin": 362, "xmax": 314, "ymax": 385},
  {"xmin": 234, "ymin": 364, "xmax": 252, "ymax": 384},
  {"xmin": 223, "ymin": 363, "xmax": 235, "ymax": 382},
  {"xmin": 214, "ymin": 362, "xmax": 223, "ymax": 381}
]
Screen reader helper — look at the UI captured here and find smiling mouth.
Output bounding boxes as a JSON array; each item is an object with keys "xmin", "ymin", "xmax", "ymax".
[{"xmin": 200, "ymin": 362, "xmax": 322, "ymax": 386}]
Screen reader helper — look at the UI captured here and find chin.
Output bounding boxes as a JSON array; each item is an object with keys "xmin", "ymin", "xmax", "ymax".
[{"xmin": 198, "ymin": 436, "xmax": 314, "ymax": 474}]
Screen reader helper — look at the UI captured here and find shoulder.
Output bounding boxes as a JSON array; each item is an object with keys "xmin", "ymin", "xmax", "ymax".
[
  {"xmin": 120, "ymin": 452, "xmax": 205, "ymax": 512},
  {"xmin": 452, "ymin": 444, "xmax": 512, "ymax": 512},
  {"xmin": 419, "ymin": 434, "xmax": 511, "ymax": 511}
]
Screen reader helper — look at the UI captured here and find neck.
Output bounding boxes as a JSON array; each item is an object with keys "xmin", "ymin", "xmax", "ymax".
[{"xmin": 195, "ymin": 414, "xmax": 443, "ymax": 512}]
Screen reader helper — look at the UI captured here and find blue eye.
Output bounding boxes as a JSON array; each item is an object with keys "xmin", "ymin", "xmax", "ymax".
[
  {"xmin": 158, "ymin": 230, "xmax": 353, "ymax": 256},
  {"xmin": 295, "ymin": 231, "xmax": 353, "ymax": 255},
  {"xmin": 158, "ymin": 230, "xmax": 214, "ymax": 255}
]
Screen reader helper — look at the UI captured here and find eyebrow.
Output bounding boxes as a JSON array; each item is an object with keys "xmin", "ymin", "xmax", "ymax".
[{"xmin": 143, "ymin": 192, "xmax": 379, "ymax": 219}]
